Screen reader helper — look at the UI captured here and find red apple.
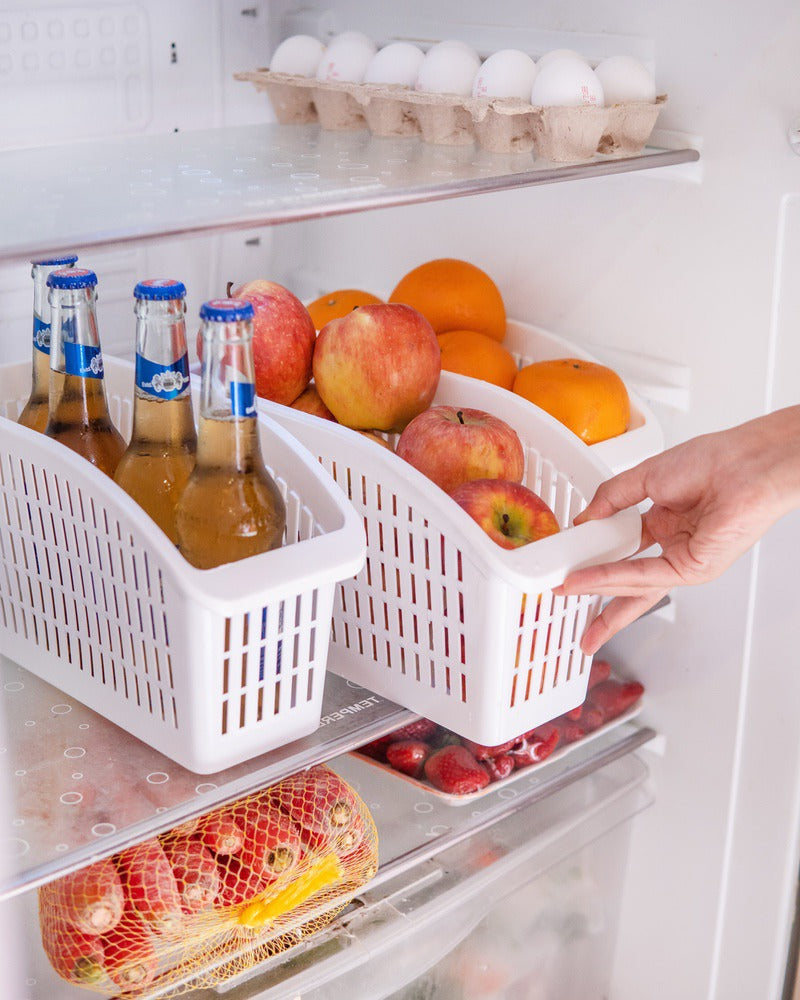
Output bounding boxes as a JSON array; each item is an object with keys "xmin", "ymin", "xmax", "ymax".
[
  {"xmin": 449, "ymin": 479, "xmax": 560, "ymax": 549},
  {"xmin": 312, "ymin": 303, "xmax": 441, "ymax": 432},
  {"xmin": 397, "ymin": 406, "xmax": 524, "ymax": 495},
  {"xmin": 290, "ymin": 384, "xmax": 337, "ymax": 421},
  {"xmin": 195, "ymin": 280, "xmax": 316, "ymax": 406}
]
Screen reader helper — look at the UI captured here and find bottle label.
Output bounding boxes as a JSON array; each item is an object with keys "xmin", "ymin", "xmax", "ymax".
[
  {"xmin": 136, "ymin": 354, "xmax": 190, "ymax": 400},
  {"xmin": 63, "ymin": 342, "xmax": 104, "ymax": 379},
  {"xmin": 32, "ymin": 315, "xmax": 50, "ymax": 354},
  {"xmin": 230, "ymin": 381, "xmax": 256, "ymax": 417}
]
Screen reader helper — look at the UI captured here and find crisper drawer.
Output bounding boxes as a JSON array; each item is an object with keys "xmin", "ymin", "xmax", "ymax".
[{"xmin": 25, "ymin": 744, "xmax": 648, "ymax": 1000}]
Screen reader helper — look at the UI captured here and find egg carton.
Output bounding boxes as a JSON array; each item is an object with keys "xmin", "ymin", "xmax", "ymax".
[{"xmin": 235, "ymin": 69, "xmax": 666, "ymax": 162}]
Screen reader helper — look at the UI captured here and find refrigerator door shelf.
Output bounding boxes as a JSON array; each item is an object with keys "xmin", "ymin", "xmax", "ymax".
[{"xmin": 0, "ymin": 124, "xmax": 699, "ymax": 265}]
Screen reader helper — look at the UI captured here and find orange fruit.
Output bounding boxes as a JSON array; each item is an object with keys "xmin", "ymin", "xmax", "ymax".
[
  {"xmin": 388, "ymin": 258, "xmax": 506, "ymax": 342},
  {"xmin": 437, "ymin": 330, "xmax": 519, "ymax": 390},
  {"xmin": 513, "ymin": 358, "xmax": 630, "ymax": 445},
  {"xmin": 306, "ymin": 289, "xmax": 383, "ymax": 329}
]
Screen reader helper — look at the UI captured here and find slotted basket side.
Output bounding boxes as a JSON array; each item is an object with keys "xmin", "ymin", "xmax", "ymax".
[
  {"xmin": 261, "ymin": 372, "xmax": 640, "ymax": 745},
  {"xmin": 0, "ymin": 358, "xmax": 365, "ymax": 773}
]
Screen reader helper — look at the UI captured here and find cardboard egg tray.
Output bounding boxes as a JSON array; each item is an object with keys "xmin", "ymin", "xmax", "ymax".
[{"xmin": 235, "ymin": 68, "xmax": 666, "ymax": 162}]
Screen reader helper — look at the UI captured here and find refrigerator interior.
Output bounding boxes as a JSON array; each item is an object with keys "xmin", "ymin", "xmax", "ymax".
[{"xmin": 2, "ymin": 1, "xmax": 800, "ymax": 999}]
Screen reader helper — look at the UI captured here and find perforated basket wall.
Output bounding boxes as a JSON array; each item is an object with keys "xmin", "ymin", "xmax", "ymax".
[
  {"xmin": 0, "ymin": 358, "xmax": 365, "ymax": 773},
  {"xmin": 263, "ymin": 372, "xmax": 641, "ymax": 746},
  {"xmin": 37, "ymin": 764, "xmax": 377, "ymax": 996}
]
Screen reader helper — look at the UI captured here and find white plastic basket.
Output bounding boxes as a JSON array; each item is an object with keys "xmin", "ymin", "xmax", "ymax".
[
  {"xmin": 504, "ymin": 319, "xmax": 664, "ymax": 474},
  {"xmin": 262, "ymin": 373, "xmax": 642, "ymax": 746},
  {"xmin": 0, "ymin": 357, "xmax": 365, "ymax": 773}
]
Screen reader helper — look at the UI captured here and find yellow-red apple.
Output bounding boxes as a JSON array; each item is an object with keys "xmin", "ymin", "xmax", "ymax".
[
  {"xmin": 449, "ymin": 479, "xmax": 560, "ymax": 549},
  {"xmin": 397, "ymin": 406, "xmax": 524, "ymax": 494},
  {"xmin": 290, "ymin": 384, "xmax": 337, "ymax": 421},
  {"xmin": 312, "ymin": 303, "xmax": 440, "ymax": 432},
  {"xmin": 221, "ymin": 279, "xmax": 316, "ymax": 406}
]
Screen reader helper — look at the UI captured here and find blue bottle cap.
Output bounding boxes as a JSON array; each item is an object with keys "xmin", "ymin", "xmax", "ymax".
[
  {"xmin": 134, "ymin": 278, "xmax": 187, "ymax": 300},
  {"xmin": 31, "ymin": 252, "xmax": 79, "ymax": 267},
  {"xmin": 47, "ymin": 267, "xmax": 97, "ymax": 289},
  {"xmin": 199, "ymin": 298, "xmax": 254, "ymax": 322}
]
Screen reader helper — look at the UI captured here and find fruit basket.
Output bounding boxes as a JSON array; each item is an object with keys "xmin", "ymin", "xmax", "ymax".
[
  {"xmin": 0, "ymin": 357, "xmax": 365, "ymax": 773},
  {"xmin": 37, "ymin": 764, "xmax": 378, "ymax": 995},
  {"xmin": 504, "ymin": 318, "xmax": 664, "ymax": 474},
  {"xmin": 262, "ymin": 371, "xmax": 641, "ymax": 747}
]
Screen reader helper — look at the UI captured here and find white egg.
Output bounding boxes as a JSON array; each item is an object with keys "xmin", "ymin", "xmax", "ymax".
[
  {"xmin": 472, "ymin": 49, "xmax": 537, "ymax": 99},
  {"xmin": 364, "ymin": 42, "xmax": 425, "ymax": 86},
  {"xmin": 594, "ymin": 55, "xmax": 656, "ymax": 104},
  {"xmin": 316, "ymin": 34, "xmax": 377, "ymax": 83},
  {"xmin": 269, "ymin": 34, "xmax": 326, "ymax": 76},
  {"xmin": 431, "ymin": 39, "xmax": 481, "ymax": 58},
  {"xmin": 416, "ymin": 42, "xmax": 482, "ymax": 96},
  {"xmin": 531, "ymin": 58, "xmax": 604, "ymax": 107},
  {"xmin": 327, "ymin": 31, "xmax": 376, "ymax": 50},
  {"xmin": 536, "ymin": 48, "xmax": 589, "ymax": 72}
]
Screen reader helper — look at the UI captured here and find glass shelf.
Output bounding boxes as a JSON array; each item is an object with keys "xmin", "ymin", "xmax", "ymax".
[
  {"xmin": 0, "ymin": 123, "xmax": 698, "ymax": 264},
  {"xmin": 0, "ymin": 654, "xmax": 412, "ymax": 899}
]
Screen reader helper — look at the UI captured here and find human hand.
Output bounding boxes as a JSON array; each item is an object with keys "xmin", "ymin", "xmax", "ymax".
[{"xmin": 554, "ymin": 406, "xmax": 800, "ymax": 654}]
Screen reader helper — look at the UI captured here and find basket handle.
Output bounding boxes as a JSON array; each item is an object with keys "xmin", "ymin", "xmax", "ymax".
[{"xmin": 502, "ymin": 506, "xmax": 642, "ymax": 591}]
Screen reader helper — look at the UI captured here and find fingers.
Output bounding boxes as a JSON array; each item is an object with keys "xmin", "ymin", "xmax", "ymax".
[
  {"xmin": 554, "ymin": 555, "xmax": 679, "ymax": 597},
  {"xmin": 574, "ymin": 464, "xmax": 651, "ymax": 525},
  {"xmin": 579, "ymin": 590, "xmax": 670, "ymax": 655}
]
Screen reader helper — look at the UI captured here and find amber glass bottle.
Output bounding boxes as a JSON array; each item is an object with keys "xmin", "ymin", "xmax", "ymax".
[
  {"xmin": 175, "ymin": 298, "xmax": 286, "ymax": 569},
  {"xmin": 114, "ymin": 279, "xmax": 197, "ymax": 543},
  {"xmin": 43, "ymin": 267, "xmax": 126, "ymax": 477}
]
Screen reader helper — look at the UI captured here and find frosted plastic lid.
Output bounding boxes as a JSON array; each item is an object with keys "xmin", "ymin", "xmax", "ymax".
[
  {"xmin": 134, "ymin": 278, "xmax": 187, "ymax": 300},
  {"xmin": 46, "ymin": 267, "xmax": 97, "ymax": 289},
  {"xmin": 199, "ymin": 298, "xmax": 254, "ymax": 322},
  {"xmin": 31, "ymin": 253, "xmax": 79, "ymax": 266}
]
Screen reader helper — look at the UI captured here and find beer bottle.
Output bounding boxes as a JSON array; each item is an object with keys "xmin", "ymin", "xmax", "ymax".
[
  {"xmin": 114, "ymin": 279, "xmax": 197, "ymax": 544},
  {"xmin": 17, "ymin": 252, "xmax": 78, "ymax": 432},
  {"xmin": 43, "ymin": 267, "xmax": 126, "ymax": 477},
  {"xmin": 175, "ymin": 298, "xmax": 286, "ymax": 570}
]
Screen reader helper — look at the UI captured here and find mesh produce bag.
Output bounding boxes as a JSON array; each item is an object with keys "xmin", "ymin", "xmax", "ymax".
[{"xmin": 38, "ymin": 764, "xmax": 378, "ymax": 996}]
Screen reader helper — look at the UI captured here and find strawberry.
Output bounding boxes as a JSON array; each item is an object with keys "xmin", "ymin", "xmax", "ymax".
[
  {"xmin": 509, "ymin": 726, "xmax": 560, "ymax": 769},
  {"xmin": 587, "ymin": 679, "xmax": 644, "ymax": 722},
  {"xmin": 39, "ymin": 858, "xmax": 124, "ymax": 937},
  {"xmin": 389, "ymin": 718, "xmax": 439, "ymax": 742},
  {"xmin": 461, "ymin": 737, "xmax": 517, "ymax": 761},
  {"xmin": 424, "ymin": 745, "xmax": 490, "ymax": 795},
  {"xmin": 587, "ymin": 658, "xmax": 612, "ymax": 690},
  {"xmin": 552, "ymin": 716, "xmax": 585, "ymax": 745},
  {"xmin": 581, "ymin": 706, "xmax": 605, "ymax": 734},
  {"xmin": 385, "ymin": 739, "xmax": 430, "ymax": 778},
  {"xmin": 565, "ymin": 705, "xmax": 583, "ymax": 720},
  {"xmin": 484, "ymin": 754, "xmax": 514, "ymax": 781},
  {"xmin": 161, "ymin": 835, "xmax": 220, "ymax": 913},
  {"xmin": 357, "ymin": 734, "xmax": 394, "ymax": 761}
]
